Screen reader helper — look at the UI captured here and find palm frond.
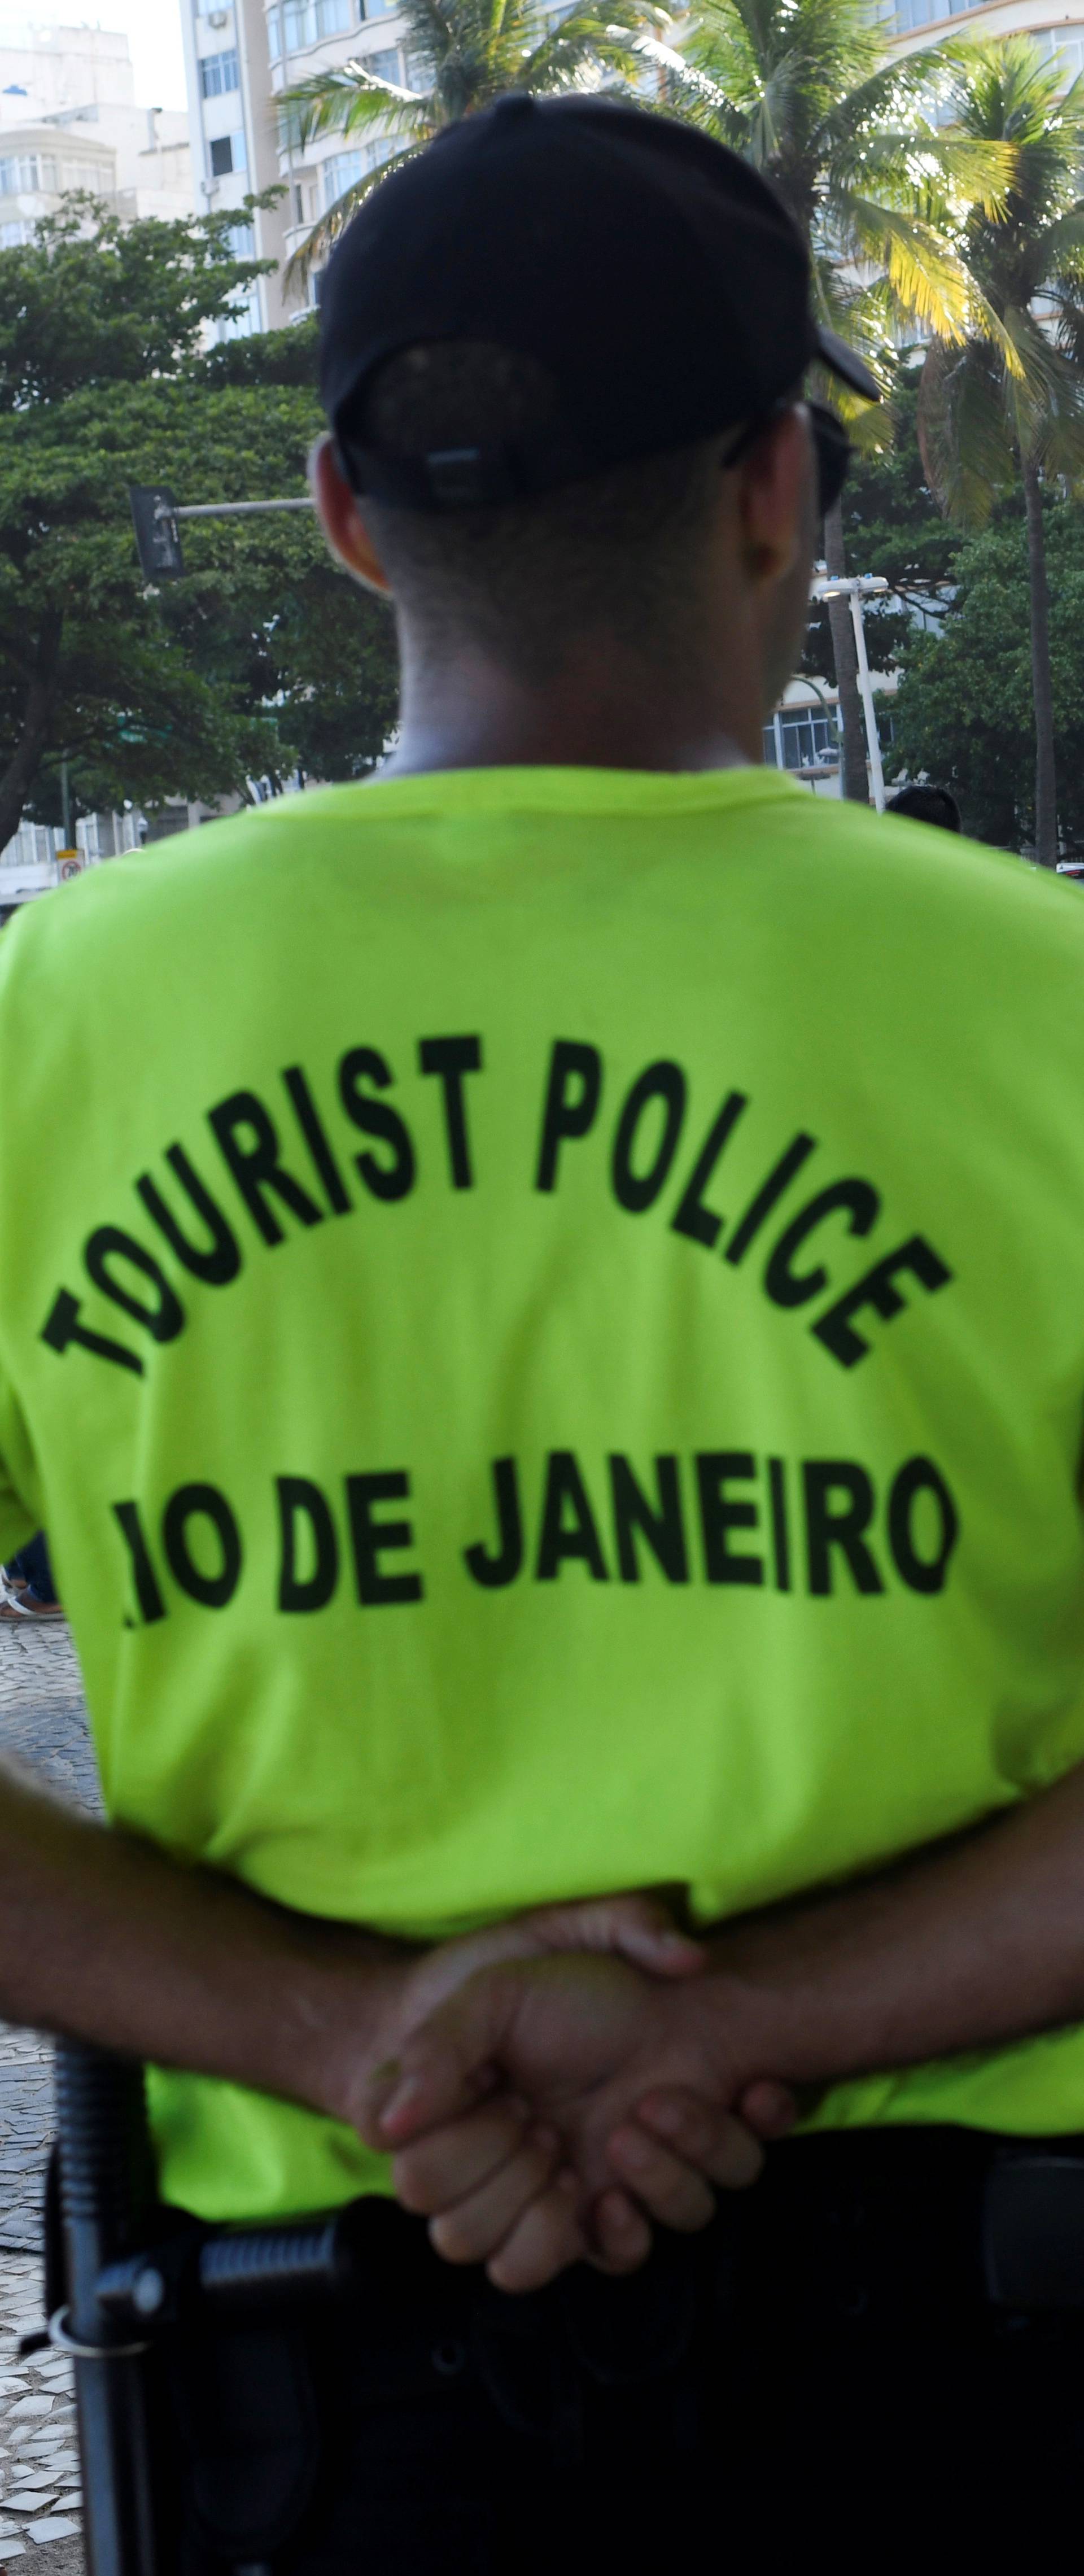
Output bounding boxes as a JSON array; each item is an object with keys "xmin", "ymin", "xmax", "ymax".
[
  {"xmin": 388, "ymin": 0, "xmax": 461, "ymax": 78},
  {"xmin": 811, "ymin": 43, "xmax": 960, "ymax": 155},
  {"xmin": 841, "ymin": 198, "xmax": 972, "ymax": 339},
  {"xmin": 522, "ymin": 0, "xmax": 669, "ymax": 88},
  {"xmin": 1030, "ymin": 207, "xmax": 1084, "ymax": 282},
  {"xmin": 630, "ymin": 35, "xmax": 746, "ymax": 139},
  {"xmin": 278, "ymin": 64, "xmax": 433, "ymax": 149},
  {"xmin": 827, "ymin": 125, "xmax": 1015, "ymax": 219},
  {"xmin": 917, "ymin": 336, "xmax": 1015, "ymax": 522}
]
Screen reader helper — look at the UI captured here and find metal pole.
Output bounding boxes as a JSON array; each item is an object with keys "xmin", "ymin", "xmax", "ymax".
[
  {"xmin": 55, "ymin": 2042, "xmax": 160, "ymax": 2576},
  {"xmin": 60, "ymin": 754, "xmax": 72, "ymax": 846},
  {"xmin": 169, "ymin": 500, "xmax": 315, "ymax": 520},
  {"xmin": 849, "ymin": 586, "xmax": 886, "ymax": 813}
]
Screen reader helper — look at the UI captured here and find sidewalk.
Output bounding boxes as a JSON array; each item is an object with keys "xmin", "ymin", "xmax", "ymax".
[{"xmin": 0, "ymin": 1616, "xmax": 98, "ymax": 2573}]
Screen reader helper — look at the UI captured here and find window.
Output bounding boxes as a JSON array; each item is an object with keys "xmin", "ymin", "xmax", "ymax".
[
  {"xmin": 228, "ymin": 219, "xmax": 255, "ymax": 256},
  {"xmin": 209, "ymin": 130, "xmax": 246, "ymax": 176},
  {"xmin": 323, "ymin": 147, "xmax": 363, "ymax": 206},
  {"xmin": 267, "ymin": 6, "xmax": 282, "ymax": 58},
  {"xmin": 61, "ymin": 158, "xmax": 108, "ymax": 193},
  {"xmin": 0, "ymin": 219, "xmax": 29, "ymax": 246},
  {"xmin": 321, "ymin": 142, "xmax": 391, "ymax": 207},
  {"xmin": 360, "ymin": 0, "xmax": 401, "ymax": 16},
  {"xmin": 1034, "ymin": 26, "xmax": 1084, "ymax": 81},
  {"xmin": 200, "ymin": 48, "xmax": 240, "ymax": 96},
  {"xmin": 887, "ymin": 0, "xmax": 974, "ymax": 28},
  {"xmin": 283, "ymin": 0, "xmax": 350, "ymax": 44},
  {"xmin": 0, "ymin": 153, "xmax": 58, "ymax": 195},
  {"xmin": 368, "ymin": 46, "xmax": 401, "ymax": 80},
  {"xmin": 763, "ymin": 709, "xmax": 839, "ymax": 770}
]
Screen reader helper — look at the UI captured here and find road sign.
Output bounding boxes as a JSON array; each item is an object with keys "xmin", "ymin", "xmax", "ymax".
[{"xmin": 128, "ymin": 486, "xmax": 185, "ymax": 583}]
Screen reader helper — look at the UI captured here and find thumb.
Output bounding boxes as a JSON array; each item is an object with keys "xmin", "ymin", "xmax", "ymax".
[
  {"xmin": 526, "ymin": 1892, "xmax": 706, "ymax": 1980},
  {"xmin": 375, "ymin": 1968, "xmax": 521, "ymax": 2145}
]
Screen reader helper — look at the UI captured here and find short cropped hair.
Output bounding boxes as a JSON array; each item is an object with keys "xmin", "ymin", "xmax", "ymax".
[
  {"xmin": 885, "ymin": 783, "xmax": 961, "ymax": 832},
  {"xmin": 339, "ymin": 340, "xmax": 727, "ymax": 680}
]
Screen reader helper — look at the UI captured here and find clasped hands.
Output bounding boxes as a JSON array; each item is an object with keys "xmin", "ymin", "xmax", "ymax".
[{"xmin": 341, "ymin": 1894, "xmax": 793, "ymax": 2295}]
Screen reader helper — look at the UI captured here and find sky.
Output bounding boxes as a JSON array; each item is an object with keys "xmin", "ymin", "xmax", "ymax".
[{"xmin": 0, "ymin": 6, "xmax": 189, "ymax": 108}]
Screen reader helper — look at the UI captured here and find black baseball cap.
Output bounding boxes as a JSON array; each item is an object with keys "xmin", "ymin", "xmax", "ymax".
[{"xmin": 320, "ymin": 94, "xmax": 880, "ymax": 510}]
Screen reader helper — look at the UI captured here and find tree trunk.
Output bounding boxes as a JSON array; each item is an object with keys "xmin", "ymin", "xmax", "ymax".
[
  {"xmin": 1022, "ymin": 453, "xmax": 1057, "ymax": 866},
  {"xmin": 0, "ymin": 610, "xmax": 63, "ymax": 858},
  {"xmin": 823, "ymin": 495, "xmax": 869, "ymax": 804}
]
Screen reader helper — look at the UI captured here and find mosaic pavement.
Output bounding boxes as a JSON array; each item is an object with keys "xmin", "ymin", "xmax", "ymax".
[{"xmin": 0, "ymin": 1617, "xmax": 99, "ymax": 2569}]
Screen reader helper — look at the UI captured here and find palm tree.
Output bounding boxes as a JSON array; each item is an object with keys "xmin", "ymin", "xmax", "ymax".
[
  {"xmin": 639, "ymin": 0, "xmax": 1012, "ymax": 799},
  {"xmin": 916, "ymin": 38, "xmax": 1084, "ymax": 866},
  {"xmin": 280, "ymin": 0, "xmax": 666, "ymax": 278}
]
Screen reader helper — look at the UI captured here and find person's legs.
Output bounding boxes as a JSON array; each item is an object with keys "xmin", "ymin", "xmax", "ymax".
[
  {"xmin": 1, "ymin": 1530, "xmax": 61, "ymax": 1616},
  {"xmin": 20, "ymin": 1532, "xmax": 58, "ymax": 1604}
]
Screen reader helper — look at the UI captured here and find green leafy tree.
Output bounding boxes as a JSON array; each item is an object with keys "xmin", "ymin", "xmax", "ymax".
[
  {"xmin": 279, "ymin": 0, "xmax": 666, "ymax": 277},
  {"xmin": 0, "ymin": 210, "xmax": 397, "ymax": 853},
  {"xmin": 887, "ymin": 494, "xmax": 1084, "ymax": 852},
  {"xmin": 917, "ymin": 38, "xmax": 1084, "ymax": 865},
  {"xmin": 643, "ymin": 0, "xmax": 1011, "ymax": 798}
]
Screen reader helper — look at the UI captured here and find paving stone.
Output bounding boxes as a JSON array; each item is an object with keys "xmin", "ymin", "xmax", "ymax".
[{"xmin": 25, "ymin": 2525, "xmax": 76, "ymax": 2547}]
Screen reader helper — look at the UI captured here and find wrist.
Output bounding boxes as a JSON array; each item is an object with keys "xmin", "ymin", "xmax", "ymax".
[
  {"xmin": 271, "ymin": 1937, "xmax": 416, "ymax": 2127},
  {"xmin": 689, "ymin": 1958, "xmax": 810, "ymax": 2094}
]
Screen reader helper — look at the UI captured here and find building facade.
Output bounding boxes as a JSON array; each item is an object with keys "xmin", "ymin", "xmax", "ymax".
[
  {"xmin": 181, "ymin": 0, "xmax": 295, "ymax": 330},
  {"xmin": 0, "ymin": 23, "xmax": 191, "ymax": 240},
  {"xmin": 181, "ymin": 0, "xmax": 409, "ymax": 325},
  {"xmin": 885, "ymin": 0, "xmax": 1084, "ymax": 63},
  {"xmin": 266, "ymin": 0, "xmax": 408, "ymax": 313}
]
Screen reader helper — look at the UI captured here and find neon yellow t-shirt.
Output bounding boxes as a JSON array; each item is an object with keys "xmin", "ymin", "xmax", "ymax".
[{"xmin": 2, "ymin": 765, "xmax": 1084, "ymax": 2218}]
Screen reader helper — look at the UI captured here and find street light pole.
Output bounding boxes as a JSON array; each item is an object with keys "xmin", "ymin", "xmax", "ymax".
[
  {"xmin": 847, "ymin": 586, "xmax": 886, "ymax": 814},
  {"xmin": 170, "ymin": 500, "xmax": 314, "ymax": 520},
  {"xmin": 810, "ymin": 574, "xmax": 890, "ymax": 813}
]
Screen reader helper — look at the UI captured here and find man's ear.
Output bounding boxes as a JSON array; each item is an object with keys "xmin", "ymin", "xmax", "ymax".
[
  {"xmin": 309, "ymin": 433, "xmax": 392, "ymax": 597},
  {"xmin": 737, "ymin": 407, "xmax": 814, "ymax": 590}
]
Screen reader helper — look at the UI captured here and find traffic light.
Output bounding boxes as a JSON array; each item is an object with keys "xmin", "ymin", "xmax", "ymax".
[{"xmin": 128, "ymin": 486, "xmax": 185, "ymax": 582}]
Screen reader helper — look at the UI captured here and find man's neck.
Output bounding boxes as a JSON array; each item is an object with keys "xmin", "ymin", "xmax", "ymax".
[{"xmin": 382, "ymin": 634, "xmax": 763, "ymax": 778}]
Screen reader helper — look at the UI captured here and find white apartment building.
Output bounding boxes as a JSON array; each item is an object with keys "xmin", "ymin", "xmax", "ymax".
[
  {"xmin": 885, "ymin": 0, "xmax": 1084, "ymax": 62},
  {"xmin": 181, "ymin": 0, "xmax": 409, "ymax": 326},
  {"xmin": 0, "ymin": 22, "xmax": 191, "ymax": 241},
  {"xmin": 266, "ymin": 0, "xmax": 408, "ymax": 311},
  {"xmin": 180, "ymin": 0, "xmax": 293, "ymax": 330}
]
